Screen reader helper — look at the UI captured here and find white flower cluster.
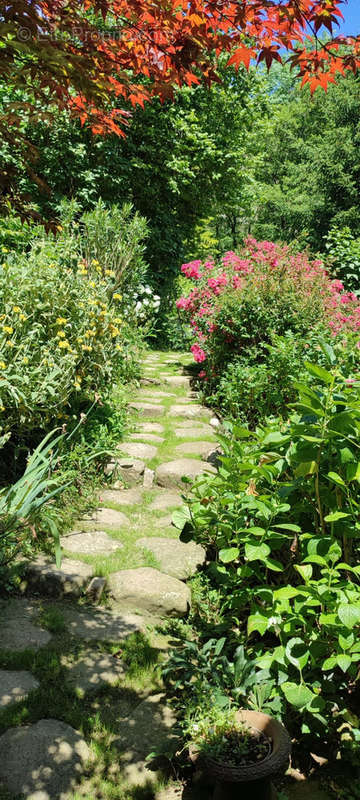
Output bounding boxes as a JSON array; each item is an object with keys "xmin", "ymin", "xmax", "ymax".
[{"xmin": 133, "ymin": 284, "xmax": 160, "ymax": 321}]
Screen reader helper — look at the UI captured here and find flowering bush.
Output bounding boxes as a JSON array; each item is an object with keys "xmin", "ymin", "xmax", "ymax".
[
  {"xmin": 0, "ymin": 234, "xmax": 140, "ymax": 444},
  {"xmin": 176, "ymin": 239, "xmax": 360, "ymax": 404}
]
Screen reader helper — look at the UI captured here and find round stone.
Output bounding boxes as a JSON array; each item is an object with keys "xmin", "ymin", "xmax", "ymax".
[
  {"xmin": 0, "ymin": 671, "xmax": 40, "ymax": 708},
  {"xmin": 163, "ymin": 376, "xmax": 191, "ymax": 387},
  {"xmin": 137, "ymin": 422, "xmax": 164, "ymax": 434},
  {"xmin": 129, "ymin": 433, "xmax": 164, "ymax": 444},
  {"xmin": 0, "ymin": 599, "xmax": 52, "ymax": 651},
  {"xmin": 0, "ymin": 719, "xmax": 90, "ymax": 799},
  {"xmin": 63, "ymin": 651, "xmax": 125, "ymax": 695},
  {"xmin": 175, "ymin": 441, "xmax": 215, "ymax": 457},
  {"xmin": 61, "ymin": 605, "xmax": 143, "ymax": 641},
  {"xmin": 156, "ymin": 459, "xmax": 216, "ymax": 489},
  {"xmin": 99, "ymin": 488, "xmax": 143, "ymax": 506},
  {"xmin": 61, "ymin": 530, "xmax": 122, "ymax": 555},
  {"xmin": 149, "ymin": 490, "xmax": 184, "ymax": 511},
  {"xmin": 81, "ymin": 507, "xmax": 129, "ymax": 531},
  {"xmin": 118, "ymin": 441, "xmax": 158, "ymax": 460},
  {"xmin": 175, "ymin": 426, "xmax": 214, "ymax": 439},
  {"xmin": 136, "ymin": 538, "xmax": 206, "ymax": 581},
  {"xmin": 24, "ymin": 557, "xmax": 93, "ymax": 598},
  {"xmin": 168, "ymin": 404, "xmax": 212, "ymax": 419},
  {"xmin": 108, "ymin": 567, "xmax": 191, "ymax": 616},
  {"xmin": 130, "ymin": 402, "xmax": 165, "ymax": 417}
]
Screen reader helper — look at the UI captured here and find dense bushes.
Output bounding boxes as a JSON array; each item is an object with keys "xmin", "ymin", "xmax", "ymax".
[
  {"xmin": 169, "ymin": 357, "xmax": 360, "ymax": 758},
  {"xmin": 176, "ymin": 238, "xmax": 360, "ymax": 422}
]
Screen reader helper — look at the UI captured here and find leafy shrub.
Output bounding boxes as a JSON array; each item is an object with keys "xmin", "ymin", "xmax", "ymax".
[
  {"xmin": 325, "ymin": 226, "xmax": 360, "ymax": 292},
  {"xmin": 173, "ymin": 355, "xmax": 360, "ymax": 751},
  {"xmin": 0, "ymin": 223, "xmax": 141, "ymax": 456},
  {"xmin": 176, "ymin": 239, "xmax": 360, "ymax": 413},
  {"xmin": 80, "ymin": 200, "xmax": 148, "ymax": 306}
]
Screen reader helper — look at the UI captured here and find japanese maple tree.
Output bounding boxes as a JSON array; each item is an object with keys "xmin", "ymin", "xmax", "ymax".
[{"xmin": 0, "ymin": 1, "xmax": 359, "ymax": 206}]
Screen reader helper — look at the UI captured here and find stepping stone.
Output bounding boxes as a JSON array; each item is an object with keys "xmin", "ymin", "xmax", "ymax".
[
  {"xmin": 149, "ymin": 490, "xmax": 183, "ymax": 511},
  {"xmin": 175, "ymin": 441, "xmax": 215, "ymax": 457},
  {"xmin": 136, "ymin": 538, "xmax": 206, "ymax": 581},
  {"xmin": 81, "ymin": 507, "xmax": 129, "ymax": 531},
  {"xmin": 143, "ymin": 467, "xmax": 155, "ymax": 489},
  {"xmin": 118, "ymin": 441, "xmax": 158, "ymax": 460},
  {"xmin": 61, "ymin": 605, "xmax": 143, "ymax": 641},
  {"xmin": 115, "ymin": 693, "xmax": 178, "ymax": 786},
  {"xmin": 157, "ymin": 515, "xmax": 174, "ymax": 528},
  {"xmin": 175, "ymin": 426, "xmax": 214, "ymax": 439},
  {"xmin": 130, "ymin": 402, "xmax": 165, "ymax": 417},
  {"xmin": 108, "ymin": 567, "xmax": 191, "ymax": 616},
  {"xmin": 0, "ymin": 670, "xmax": 40, "ymax": 708},
  {"xmin": 0, "ymin": 599, "xmax": 51, "ymax": 651},
  {"xmin": 140, "ymin": 377, "xmax": 161, "ymax": 386},
  {"xmin": 175, "ymin": 420, "xmax": 213, "ymax": 430},
  {"xmin": 63, "ymin": 651, "xmax": 125, "ymax": 695},
  {"xmin": 130, "ymin": 433, "xmax": 164, "ymax": 444},
  {"xmin": 138, "ymin": 422, "xmax": 164, "ymax": 434},
  {"xmin": 143, "ymin": 390, "xmax": 176, "ymax": 398},
  {"xmin": 163, "ymin": 375, "xmax": 191, "ymax": 387},
  {"xmin": 61, "ymin": 530, "xmax": 122, "ymax": 555},
  {"xmin": 156, "ymin": 459, "xmax": 216, "ymax": 489},
  {"xmin": 99, "ymin": 488, "xmax": 143, "ymax": 506},
  {"xmin": 24, "ymin": 557, "xmax": 93, "ymax": 598},
  {"xmin": 0, "ymin": 719, "xmax": 90, "ymax": 799},
  {"xmin": 105, "ymin": 457, "xmax": 145, "ymax": 484},
  {"xmin": 169, "ymin": 404, "xmax": 211, "ymax": 419}
]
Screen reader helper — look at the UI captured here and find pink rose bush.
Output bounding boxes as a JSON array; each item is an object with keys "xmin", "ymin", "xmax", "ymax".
[{"xmin": 176, "ymin": 239, "xmax": 360, "ymax": 377}]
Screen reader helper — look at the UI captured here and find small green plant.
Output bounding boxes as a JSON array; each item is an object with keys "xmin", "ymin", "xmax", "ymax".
[
  {"xmin": 185, "ymin": 707, "xmax": 271, "ymax": 767},
  {"xmin": 39, "ymin": 606, "xmax": 66, "ymax": 633}
]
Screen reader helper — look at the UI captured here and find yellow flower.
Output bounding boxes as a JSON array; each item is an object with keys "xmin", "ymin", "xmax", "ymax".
[
  {"xmin": 0, "ymin": 405, "xmax": 4, "ymax": 412},
  {"xmin": 56, "ymin": 317, "xmax": 67, "ymax": 325},
  {"xmin": 0, "ymin": 361, "xmax": 6, "ymax": 369},
  {"xmin": 56, "ymin": 225, "xmax": 63, "ymax": 231},
  {"xmin": 114, "ymin": 317, "xmax": 122, "ymax": 324},
  {"xmin": 91, "ymin": 259, "xmax": 99, "ymax": 266},
  {"xmin": 13, "ymin": 306, "xmax": 21, "ymax": 313},
  {"xmin": 82, "ymin": 344, "xmax": 93, "ymax": 352},
  {"xmin": 3, "ymin": 326, "xmax": 13, "ymax": 335},
  {"xmin": 19, "ymin": 314, "xmax": 27, "ymax": 321},
  {"xmin": 115, "ymin": 344, "xmax": 122, "ymax": 351},
  {"xmin": 1, "ymin": 246, "xmax": 9, "ymax": 253},
  {"xmin": 0, "ymin": 315, "xmax": 4, "ymax": 321},
  {"xmin": 23, "ymin": 357, "xmax": 29, "ymax": 364},
  {"xmin": 6, "ymin": 340, "xmax": 14, "ymax": 347},
  {"xmin": 57, "ymin": 331, "xmax": 66, "ymax": 338},
  {"xmin": 58, "ymin": 340, "xmax": 70, "ymax": 349},
  {"xmin": 113, "ymin": 293, "xmax": 122, "ymax": 300},
  {"xmin": 110, "ymin": 326, "xmax": 120, "ymax": 338},
  {"xmin": 105, "ymin": 269, "xmax": 115, "ymax": 277},
  {"xmin": 48, "ymin": 263, "xmax": 55, "ymax": 268},
  {"xmin": 74, "ymin": 382, "xmax": 81, "ymax": 390},
  {"xmin": 77, "ymin": 337, "xmax": 83, "ymax": 343},
  {"xmin": 89, "ymin": 281, "xmax": 96, "ymax": 288}
]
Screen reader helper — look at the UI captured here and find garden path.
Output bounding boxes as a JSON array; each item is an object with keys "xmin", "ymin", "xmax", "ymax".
[{"xmin": 0, "ymin": 351, "xmax": 220, "ymax": 800}]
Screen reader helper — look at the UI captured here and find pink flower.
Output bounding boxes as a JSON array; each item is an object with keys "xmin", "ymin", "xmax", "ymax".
[
  {"xmin": 181, "ymin": 261, "xmax": 202, "ymax": 280},
  {"xmin": 191, "ymin": 343, "xmax": 207, "ymax": 363},
  {"xmin": 198, "ymin": 370, "xmax": 206, "ymax": 378}
]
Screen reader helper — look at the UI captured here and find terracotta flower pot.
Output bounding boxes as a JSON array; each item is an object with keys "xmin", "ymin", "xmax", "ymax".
[{"xmin": 190, "ymin": 709, "xmax": 291, "ymax": 800}]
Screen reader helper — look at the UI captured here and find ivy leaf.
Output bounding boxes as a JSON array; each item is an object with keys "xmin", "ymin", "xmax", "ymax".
[
  {"xmin": 304, "ymin": 362, "xmax": 333, "ymax": 384},
  {"xmin": 327, "ymin": 472, "xmax": 345, "ymax": 487},
  {"xmin": 294, "ymin": 564, "xmax": 313, "ymax": 583},
  {"xmin": 282, "ymin": 682, "xmax": 315, "ymax": 708},
  {"xmin": 172, "ymin": 506, "xmax": 191, "ymax": 530},
  {"xmin": 324, "ymin": 511, "xmax": 350, "ymax": 522}
]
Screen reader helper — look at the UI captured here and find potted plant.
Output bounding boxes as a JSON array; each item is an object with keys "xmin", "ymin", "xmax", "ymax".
[{"xmin": 188, "ymin": 707, "xmax": 291, "ymax": 800}]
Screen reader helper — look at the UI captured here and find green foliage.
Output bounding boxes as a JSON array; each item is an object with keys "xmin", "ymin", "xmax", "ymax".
[
  {"xmin": 80, "ymin": 200, "xmax": 148, "ymax": 304},
  {"xmin": 0, "ymin": 430, "xmax": 68, "ymax": 573},
  {"xmin": 208, "ymin": 331, "xmax": 326, "ymax": 424},
  {"xmin": 0, "ymin": 211, "xmax": 141, "ymax": 455},
  {"xmin": 324, "ymin": 226, "xmax": 360, "ymax": 292},
  {"xmin": 172, "ymin": 357, "xmax": 360, "ymax": 750}
]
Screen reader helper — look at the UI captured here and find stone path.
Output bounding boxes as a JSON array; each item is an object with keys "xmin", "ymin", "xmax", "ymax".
[{"xmin": 0, "ymin": 351, "xmax": 221, "ymax": 800}]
